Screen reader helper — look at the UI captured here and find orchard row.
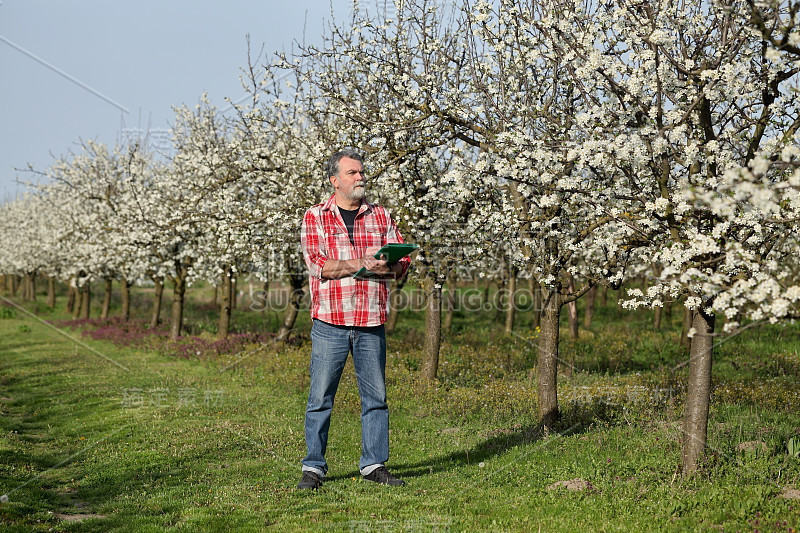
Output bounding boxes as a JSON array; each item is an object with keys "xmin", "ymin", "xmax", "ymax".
[{"xmin": 2, "ymin": 0, "xmax": 800, "ymax": 475}]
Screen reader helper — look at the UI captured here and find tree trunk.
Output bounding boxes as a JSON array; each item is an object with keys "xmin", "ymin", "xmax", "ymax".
[
  {"xmin": 421, "ymin": 273, "xmax": 442, "ymax": 381},
  {"xmin": 443, "ymin": 271, "xmax": 456, "ymax": 336},
  {"xmin": 583, "ymin": 284, "xmax": 596, "ymax": 330},
  {"xmin": 538, "ymin": 288, "xmax": 561, "ymax": 427},
  {"xmin": 11, "ymin": 275, "xmax": 19, "ymax": 297},
  {"xmin": 72, "ymin": 285, "xmax": 83, "ymax": 319},
  {"xmin": 150, "ymin": 276, "xmax": 164, "ymax": 328},
  {"xmin": 120, "ymin": 277, "xmax": 131, "ymax": 321},
  {"xmin": 24, "ymin": 273, "xmax": 36, "ymax": 301},
  {"xmin": 682, "ymin": 309, "xmax": 715, "ymax": 476},
  {"xmin": 169, "ymin": 270, "xmax": 187, "ymax": 340},
  {"xmin": 66, "ymin": 284, "xmax": 76, "ymax": 314},
  {"xmin": 664, "ymin": 297, "xmax": 673, "ymax": 324},
  {"xmin": 531, "ymin": 278, "xmax": 541, "ymax": 329},
  {"xmin": 276, "ymin": 273, "xmax": 304, "ymax": 343},
  {"xmin": 47, "ymin": 276, "xmax": 56, "ymax": 309},
  {"xmin": 566, "ymin": 273, "xmax": 578, "ymax": 339},
  {"xmin": 101, "ymin": 277, "xmax": 113, "ymax": 319},
  {"xmin": 652, "ymin": 264, "xmax": 664, "ymax": 330},
  {"xmin": 505, "ymin": 266, "xmax": 517, "ymax": 334},
  {"xmin": 599, "ymin": 284, "xmax": 608, "ymax": 307},
  {"xmin": 443, "ymin": 289, "xmax": 454, "ymax": 336},
  {"xmin": 494, "ymin": 276, "xmax": 506, "ymax": 321},
  {"xmin": 385, "ymin": 286, "xmax": 403, "ymax": 335},
  {"xmin": 680, "ymin": 305, "xmax": 693, "ymax": 350},
  {"xmin": 232, "ymin": 275, "xmax": 238, "ymax": 309},
  {"xmin": 218, "ymin": 267, "xmax": 233, "ymax": 340},
  {"xmin": 386, "ymin": 281, "xmax": 404, "ymax": 335},
  {"xmin": 213, "ymin": 284, "xmax": 218, "ymax": 306},
  {"xmin": 80, "ymin": 283, "xmax": 90, "ymax": 320},
  {"xmin": 258, "ymin": 281, "xmax": 269, "ymax": 314}
]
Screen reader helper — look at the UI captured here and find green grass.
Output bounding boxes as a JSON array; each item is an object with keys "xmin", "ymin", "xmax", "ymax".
[{"xmin": 0, "ymin": 283, "xmax": 799, "ymax": 532}]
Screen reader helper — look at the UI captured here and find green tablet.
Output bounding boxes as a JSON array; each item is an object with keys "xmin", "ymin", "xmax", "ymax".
[{"xmin": 353, "ymin": 243, "xmax": 419, "ymax": 278}]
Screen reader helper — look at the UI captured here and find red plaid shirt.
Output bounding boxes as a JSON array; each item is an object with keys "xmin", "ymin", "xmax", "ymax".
[{"xmin": 301, "ymin": 194, "xmax": 410, "ymax": 327}]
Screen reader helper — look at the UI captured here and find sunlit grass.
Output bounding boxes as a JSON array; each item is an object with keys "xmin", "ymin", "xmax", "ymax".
[{"xmin": 1, "ymin": 284, "xmax": 799, "ymax": 531}]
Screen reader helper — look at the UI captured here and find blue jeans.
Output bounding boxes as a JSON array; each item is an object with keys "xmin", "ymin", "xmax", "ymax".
[{"xmin": 302, "ymin": 319, "xmax": 389, "ymax": 475}]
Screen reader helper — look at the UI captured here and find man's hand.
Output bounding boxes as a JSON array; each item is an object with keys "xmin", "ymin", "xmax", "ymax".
[
  {"xmin": 361, "ymin": 247, "xmax": 393, "ymax": 276},
  {"xmin": 361, "ymin": 247, "xmax": 403, "ymax": 278},
  {"xmin": 320, "ymin": 247, "xmax": 402, "ymax": 279}
]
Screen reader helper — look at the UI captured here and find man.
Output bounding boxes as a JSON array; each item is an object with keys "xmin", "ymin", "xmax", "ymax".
[{"xmin": 298, "ymin": 148, "xmax": 410, "ymax": 490}]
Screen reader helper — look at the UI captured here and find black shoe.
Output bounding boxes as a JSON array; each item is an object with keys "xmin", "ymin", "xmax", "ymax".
[
  {"xmin": 363, "ymin": 466, "xmax": 405, "ymax": 486},
  {"xmin": 297, "ymin": 471, "xmax": 323, "ymax": 490}
]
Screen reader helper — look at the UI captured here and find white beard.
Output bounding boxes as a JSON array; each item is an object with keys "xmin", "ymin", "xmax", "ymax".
[{"xmin": 345, "ymin": 184, "xmax": 366, "ymax": 201}]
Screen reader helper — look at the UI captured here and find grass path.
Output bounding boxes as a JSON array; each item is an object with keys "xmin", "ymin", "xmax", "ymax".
[{"xmin": 1, "ymin": 301, "xmax": 799, "ymax": 531}]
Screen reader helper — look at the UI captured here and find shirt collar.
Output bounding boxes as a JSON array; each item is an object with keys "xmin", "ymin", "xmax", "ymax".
[{"xmin": 322, "ymin": 193, "xmax": 372, "ymax": 216}]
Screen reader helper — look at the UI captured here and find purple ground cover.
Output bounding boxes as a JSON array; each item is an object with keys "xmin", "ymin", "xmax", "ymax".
[{"xmin": 56, "ymin": 317, "xmax": 272, "ymax": 358}]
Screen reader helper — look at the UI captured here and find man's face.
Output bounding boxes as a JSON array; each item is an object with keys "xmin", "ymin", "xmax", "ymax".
[{"xmin": 331, "ymin": 157, "xmax": 366, "ymax": 202}]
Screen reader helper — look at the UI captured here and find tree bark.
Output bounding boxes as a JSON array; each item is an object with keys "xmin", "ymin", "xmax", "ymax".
[
  {"xmin": 80, "ymin": 283, "xmax": 90, "ymax": 320},
  {"xmin": 72, "ymin": 285, "xmax": 83, "ymax": 319},
  {"xmin": 258, "ymin": 281, "xmax": 269, "ymax": 314},
  {"xmin": 583, "ymin": 284, "xmax": 596, "ymax": 330},
  {"xmin": 682, "ymin": 309, "xmax": 715, "ymax": 475},
  {"xmin": 11, "ymin": 275, "xmax": 19, "ymax": 297},
  {"xmin": 150, "ymin": 276, "xmax": 164, "ymax": 329},
  {"xmin": 680, "ymin": 305, "xmax": 693, "ymax": 350},
  {"xmin": 505, "ymin": 266, "xmax": 517, "ymax": 334},
  {"xmin": 654, "ymin": 305, "xmax": 663, "ymax": 330},
  {"xmin": 66, "ymin": 284, "xmax": 76, "ymax": 314},
  {"xmin": 217, "ymin": 267, "xmax": 233, "ymax": 340},
  {"xmin": 443, "ymin": 271, "xmax": 456, "ymax": 336},
  {"xmin": 24, "ymin": 273, "xmax": 36, "ymax": 301},
  {"xmin": 538, "ymin": 288, "xmax": 561, "ymax": 427},
  {"xmin": 599, "ymin": 284, "xmax": 608, "ymax": 307},
  {"xmin": 664, "ymin": 297, "xmax": 673, "ymax": 323},
  {"xmin": 169, "ymin": 267, "xmax": 188, "ymax": 340},
  {"xmin": 213, "ymin": 284, "xmax": 218, "ymax": 306},
  {"xmin": 276, "ymin": 273, "xmax": 304, "ymax": 343},
  {"xmin": 531, "ymin": 277, "xmax": 541, "ymax": 329},
  {"xmin": 386, "ymin": 287, "xmax": 402, "ymax": 334},
  {"xmin": 101, "ymin": 277, "xmax": 113, "ymax": 319},
  {"xmin": 47, "ymin": 276, "xmax": 56, "ymax": 309},
  {"xmin": 232, "ymin": 275, "xmax": 238, "ymax": 309},
  {"xmin": 120, "ymin": 277, "xmax": 132, "ymax": 321},
  {"xmin": 565, "ymin": 273, "xmax": 579, "ymax": 339},
  {"xmin": 386, "ymin": 275, "xmax": 407, "ymax": 335},
  {"xmin": 421, "ymin": 273, "xmax": 442, "ymax": 381}
]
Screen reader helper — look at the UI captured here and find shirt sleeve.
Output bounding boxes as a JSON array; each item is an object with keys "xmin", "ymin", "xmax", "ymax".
[{"xmin": 301, "ymin": 207, "xmax": 327, "ymax": 279}]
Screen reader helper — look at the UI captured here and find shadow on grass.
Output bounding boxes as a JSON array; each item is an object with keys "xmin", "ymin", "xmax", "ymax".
[{"xmin": 325, "ymin": 403, "xmax": 617, "ymax": 483}]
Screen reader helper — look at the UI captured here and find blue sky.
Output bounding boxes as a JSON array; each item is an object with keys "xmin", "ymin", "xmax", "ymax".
[{"xmin": 0, "ymin": 0, "xmax": 393, "ymax": 202}]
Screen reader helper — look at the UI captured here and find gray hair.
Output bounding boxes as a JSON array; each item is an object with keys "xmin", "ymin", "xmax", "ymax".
[{"xmin": 325, "ymin": 148, "xmax": 363, "ymax": 183}]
